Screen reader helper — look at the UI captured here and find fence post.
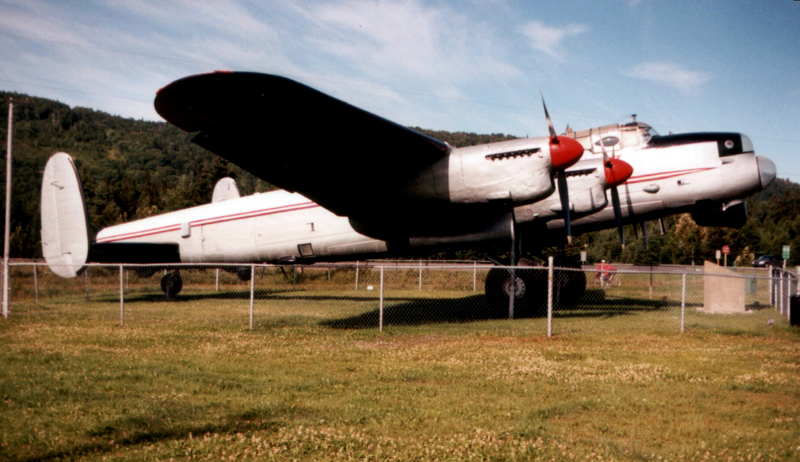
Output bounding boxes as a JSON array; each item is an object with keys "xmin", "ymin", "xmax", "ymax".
[
  {"xmin": 680, "ymin": 273, "xmax": 686, "ymax": 333},
  {"xmin": 249, "ymin": 264, "xmax": 255, "ymax": 330},
  {"xmin": 508, "ymin": 266, "xmax": 515, "ymax": 320},
  {"xmin": 769, "ymin": 268, "xmax": 775, "ymax": 307},
  {"xmin": 379, "ymin": 266, "xmax": 384, "ymax": 333},
  {"xmin": 34, "ymin": 263, "xmax": 39, "ymax": 305},
  {"xmin": 215, "ymin": 268, "xmax": 219, "ymax": 292},
  {"xmin": 473, "ymin": 261, "xmax": 477, "ymax": 292},
  {"xmin": 784, "ymin": 272, "xmax": 790, "ymax": 317},
  {"xmin": 418, "ymin": 261, "xmax": 422, "ymax": 291},
  {"xmin": 84, "ymin": 269, "xmax": 89, "ymax": 299},
  {"xmin": 119, "ymin": 265, "xmax": 124, "ymax": 326},
  {"xmin": 547, "ymin": 256, "xmax": 554, "ymax": 338},
  {"xmin": 355, "ymin": 261, "xmax": 359, "ymax": 291}
]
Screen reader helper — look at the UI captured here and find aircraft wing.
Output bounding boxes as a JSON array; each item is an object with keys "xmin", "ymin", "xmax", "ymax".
[{"xmin": 154, "ymin": 72, "xmax": 450, "ymax": 217}]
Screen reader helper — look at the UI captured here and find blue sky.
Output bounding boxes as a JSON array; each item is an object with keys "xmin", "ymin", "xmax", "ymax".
[{"xmin": 1, "ymin": 0, "xmax": 798, "ymax": 182}]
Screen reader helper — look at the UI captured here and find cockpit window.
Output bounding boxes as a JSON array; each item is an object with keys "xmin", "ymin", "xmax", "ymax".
[{"xmin": 641, "ymin": 127, "xmax": 659, "ymax": 141}]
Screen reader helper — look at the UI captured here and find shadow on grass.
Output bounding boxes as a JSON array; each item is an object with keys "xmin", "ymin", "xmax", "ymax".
[
  {"xmin": 558, "ymin": 289, "xmax": 703, "ymax": 318},
  {"xmin": 85, "ymin": 288, "xmax": 696, "ymax": 329},
  {"xmin": 321, "ymin": 290, "xmax": 688, "ymax": 329},
  {"xmin": 112, "ymin": 289, "xmax": 410, "ymax": 304},
  {"xmin": 9, "ymin": 402, "xmax": 311, "ymax": 462}
]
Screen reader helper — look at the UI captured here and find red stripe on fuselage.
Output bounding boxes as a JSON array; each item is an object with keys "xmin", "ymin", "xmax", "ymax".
[
  {"xmin": 96, "ymin": 201, "xmax": 319, "ymax": 243},
  {"xmin": 625, "ymin": 168, "xmax": 713, "ymax": 184}
]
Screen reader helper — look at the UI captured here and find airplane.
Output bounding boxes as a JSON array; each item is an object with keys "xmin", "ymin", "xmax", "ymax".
[{"xmin": 40, "ymin": 71, "xmax": 776, "ymax": 316}]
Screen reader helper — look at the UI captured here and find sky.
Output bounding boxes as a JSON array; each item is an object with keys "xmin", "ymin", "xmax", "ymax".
[{"xmin": 1, "ymin": 0, "xmax": 798, "ymax": 182}]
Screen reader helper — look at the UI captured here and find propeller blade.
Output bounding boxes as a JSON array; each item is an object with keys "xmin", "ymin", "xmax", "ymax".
[
  {"xmin": 641, "ymin": 222, "xmax": 649, "ymax": 249},
  {"xmin": 599, "ymin": 128, "xmax": 630, "ymax": 249},
  {"xmin": 541, "ymin": 93, "xmax": 582, "ymax": 246},
  {"xmin": 556, "ymin": 170, "xmax": 572, "ymax": 245},
  {"xmin": 541, "ymin": 94, "xmax": 557, "ymax": 141},
  {"xmin": 610, "ymin": 186, "xmax": 625, "ymax": 249}
]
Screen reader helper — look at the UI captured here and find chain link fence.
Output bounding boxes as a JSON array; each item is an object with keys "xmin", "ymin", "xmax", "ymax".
[{"xmin": 4, "ymin": 260, "xmax": 798, "ymax": 335}]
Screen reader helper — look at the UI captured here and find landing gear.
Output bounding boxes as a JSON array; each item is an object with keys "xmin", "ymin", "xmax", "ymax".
[
  {"xmin": 160, "ymin": 271, "xmax": 183, "ymax": 300},
  {"xmin": 551, "ymin": 257, "xmax": 586, "ymax": 306},
  {"xmin": 485, "ymin": 259, "xmax": 546, "ymax": 317},
  {"xmin": 482, "ymin": 217, "xmax": 587, "ymax": 318},
  {"xmin": 235, "ymin": 266, "xmax": 252, "ymax": 281},
  {"xmin": 484, "ymin": 257, "xmax": 586, "ymax": 317}
]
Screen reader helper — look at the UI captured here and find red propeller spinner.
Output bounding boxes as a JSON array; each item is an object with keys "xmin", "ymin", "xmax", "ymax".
[
  {"xmin": 549, "ymin": 135, "xmax": 584, "ymax": 170},
  {"xmin": 603, "ymin": 158, "xmax": 633, "ymax": 188}
]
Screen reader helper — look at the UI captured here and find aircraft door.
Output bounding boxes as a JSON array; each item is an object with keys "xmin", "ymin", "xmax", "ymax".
[{"xmin": 177, "ymin": 222, "xmax": 205, "ymax": 262}]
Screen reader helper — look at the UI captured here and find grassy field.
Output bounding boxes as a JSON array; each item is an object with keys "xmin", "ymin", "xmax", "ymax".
[{"xmin": 1, "ymin": 285, "xmax": 799, "ymax": 461}]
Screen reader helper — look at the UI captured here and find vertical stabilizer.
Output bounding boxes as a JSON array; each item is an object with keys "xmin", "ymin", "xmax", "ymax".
[
  {"xmin": 211, "ymin": 177, "xmax": 240, "ymax": 203},
  {"xmin": 41, "ymin": 153, "xmax": 90, "ymax": 278}
]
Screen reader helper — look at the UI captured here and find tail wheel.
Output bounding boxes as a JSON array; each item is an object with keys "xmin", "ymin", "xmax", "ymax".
[{"xmin": 161, "ymin": 271, "xmax": 183, "ymax": 300}]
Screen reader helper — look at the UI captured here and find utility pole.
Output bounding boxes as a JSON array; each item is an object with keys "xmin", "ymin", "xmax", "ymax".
[{"xmin": 3, "ymin": 98, "xmax": 13, "ymax": 318}]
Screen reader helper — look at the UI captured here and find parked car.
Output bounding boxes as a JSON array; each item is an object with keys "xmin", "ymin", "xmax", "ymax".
[{"xmin": 752, "ymin": 255, "xmax": 784, "ymax": 268}]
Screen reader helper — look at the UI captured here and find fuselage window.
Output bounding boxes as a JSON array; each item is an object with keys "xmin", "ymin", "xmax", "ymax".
[
  {"xmin": 298, "ymin": 243, "xmax": 314, "ymax": 257},
  {"xmin": 594, "ymin": 136, "xmax": 619, "ymax": 147}
]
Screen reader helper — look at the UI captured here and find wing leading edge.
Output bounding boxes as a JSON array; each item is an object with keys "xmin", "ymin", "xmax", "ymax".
[{"xmin": 154, "ymin": 72, "xmax": 450, "ymax": 216}]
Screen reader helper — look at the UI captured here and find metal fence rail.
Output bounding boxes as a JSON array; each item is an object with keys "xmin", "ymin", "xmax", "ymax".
[{"xmin": 4, "ymin": 261, "xmax": 797, "ymax": 335}]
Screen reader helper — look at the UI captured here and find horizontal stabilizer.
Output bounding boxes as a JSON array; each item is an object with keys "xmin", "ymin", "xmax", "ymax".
[{"xmin": 41, "ymin": 153, "xmax": 90, "ymax": 278}]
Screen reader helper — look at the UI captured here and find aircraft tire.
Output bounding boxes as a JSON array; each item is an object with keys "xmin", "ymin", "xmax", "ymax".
[
  {"xmin": 235, "ymin": 267, "xmax": 252, "ymax": 281},
  {"xmin": 161, "ymin": 271, "xmax": 183, "ymax": 300},
  {"xmin": 484, "ymin": 260, "xmax": 546, "ymax": 318},
  {"xmin": 552, "ymin": 258, "xmax": 586, "ymax": 306}
]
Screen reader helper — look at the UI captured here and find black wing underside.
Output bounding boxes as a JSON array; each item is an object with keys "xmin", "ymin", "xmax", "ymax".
[{"xmin": 154, "ymin": 72, "xmax": 449, "ymax": 217}]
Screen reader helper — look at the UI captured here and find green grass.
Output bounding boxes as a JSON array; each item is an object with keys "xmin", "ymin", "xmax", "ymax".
[{"xmin": 2, "ymin": 284, "xmax": 799, "ymax": 461}]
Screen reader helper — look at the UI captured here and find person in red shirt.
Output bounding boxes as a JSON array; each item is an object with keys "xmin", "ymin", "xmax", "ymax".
[{"xmin": 595, "ymin": 260, "xmax": 617, "ymax": 287}]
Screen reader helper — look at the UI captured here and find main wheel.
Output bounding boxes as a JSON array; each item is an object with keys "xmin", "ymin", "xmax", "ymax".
[
  {"xmin": 235, "ymin": 266, "xmax": 252, "ymax": 281},
  {"xmin": 552, "ymin": 257, "xmax": 586, "ymax": 306},
  {"xmin": 160, "ymin": 271, "xmax": 183, "ymax": 301},
  {"xmin": 484, "ymin": 260, "xmax": 547, "ymax": 317}
]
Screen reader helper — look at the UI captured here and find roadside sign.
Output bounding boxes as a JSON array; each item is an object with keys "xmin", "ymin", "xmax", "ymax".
[
  {"xmin": 722, "ymin": 245, "xmax": 730, "ymax": 255},
  {"xmin": 580, "ymin": 251, "xmax": 587, "ymax": 263},
  {"xmin": 783, "ymin": 245, "xmax": 790, "ymax": 259}
]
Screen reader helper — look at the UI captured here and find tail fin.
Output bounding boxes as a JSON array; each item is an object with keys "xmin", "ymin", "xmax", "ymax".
[
  {"xmin": 41, "ymin": 153, "xmax": 90, "ymax": 278},
  {"xmin": 211, "ymin": 177, "xmax": 240, "ymax": 203}
]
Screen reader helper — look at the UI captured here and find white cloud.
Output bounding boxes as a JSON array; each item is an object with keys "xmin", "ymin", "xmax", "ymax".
[
  {"xmin": 625, "ymin": 62, "xmax": 712, "ymax": 92},
  {"xmin": 305, "ymin": 0, "xmax": 520, "ymax": 84},
  {"xmin": 519, "ymin": 21, "xmax": 588, "ymax": 58}
]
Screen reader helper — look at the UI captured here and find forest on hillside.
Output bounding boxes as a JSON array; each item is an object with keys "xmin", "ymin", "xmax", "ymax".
[{"xmin": 1, "ymin": 91, "xmax": 798, "ymax": 266}]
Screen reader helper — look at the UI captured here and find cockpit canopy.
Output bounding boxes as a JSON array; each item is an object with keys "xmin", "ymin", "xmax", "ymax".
[{"xmin": 564, "ymin": 120, "xmax": 659, "ymax": 155}]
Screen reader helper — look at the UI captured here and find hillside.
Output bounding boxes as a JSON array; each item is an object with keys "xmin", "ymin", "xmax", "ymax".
[{"xmin": 1, "ymin": 92, "xmax": 797, "ymax": 265}]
